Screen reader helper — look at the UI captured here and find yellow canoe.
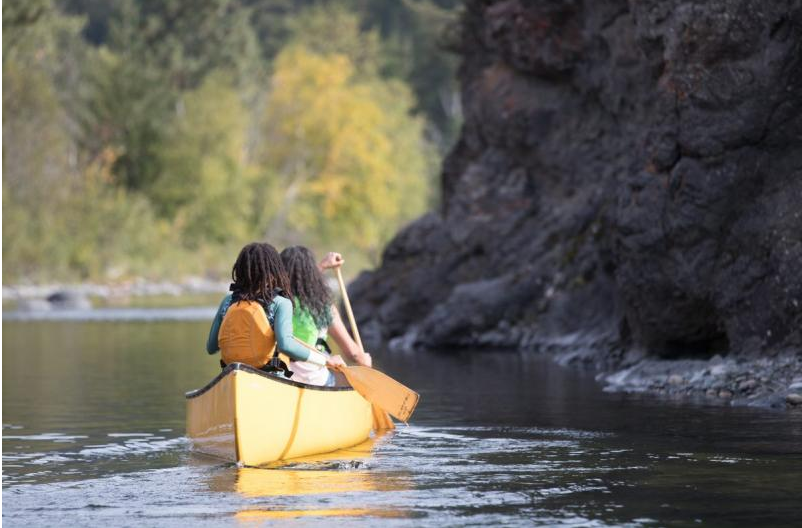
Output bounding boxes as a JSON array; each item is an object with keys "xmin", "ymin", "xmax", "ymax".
[{"xmin": 185, "ymin": 363, "xmax": 373, "ymax": 466}]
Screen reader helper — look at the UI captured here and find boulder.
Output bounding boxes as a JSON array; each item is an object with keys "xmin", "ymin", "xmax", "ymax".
[
  {"xmin": 46, "ymin": 290, "xmax": 92, "ymax": 310},
  {"xmin": 350, "ymin": 0, "xmax": 802, "ymax": 366}
]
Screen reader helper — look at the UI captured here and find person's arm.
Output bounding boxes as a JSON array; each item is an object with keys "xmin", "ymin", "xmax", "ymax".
[
  {"xmin": 273, "ymin": 297, "xmax": 345, "ymax": 368},
  {"xmin": 328, "ymin": 305, "xmax": 372, "ymax": 367},
  {"xmin": 272, "ymin": 296, "xmax": 313, "ymax": 362},
  {"xmin": 206, "ymin": 294, "xmax": 232, "ymax": 354}
]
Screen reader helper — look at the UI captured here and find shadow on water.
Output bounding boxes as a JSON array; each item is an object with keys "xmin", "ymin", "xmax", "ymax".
[{"xmin": 3, "ymin": 317, "xmax": 802, "ymax": 526}]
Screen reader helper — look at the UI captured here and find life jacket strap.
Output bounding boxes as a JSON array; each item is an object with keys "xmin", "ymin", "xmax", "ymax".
[
  {"xmin": 219, "ymin": 357, "xmax": 294, "ymax": 378},
  {"xmin": 263, "ymin": 355, "xmax": 294, "ymax": 378},
  {"xmin": 315, "ymin": 338, "xmax": 333, "ymax": 355}
]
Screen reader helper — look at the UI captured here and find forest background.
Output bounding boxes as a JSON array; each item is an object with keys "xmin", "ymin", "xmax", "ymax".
[{"xmin": 2, "ymin": 0, "xmax": 461, "ymax": 283}]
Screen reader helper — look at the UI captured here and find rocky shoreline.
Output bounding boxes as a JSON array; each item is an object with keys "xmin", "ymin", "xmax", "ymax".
[
  {"xmin": 578, "ymin": 350, "xmax": 802, "ymax": 410},
  {"xmin": 5, "ymin": 281, "xmax": 800, "ymax": 410},
  {"xmin": 383, "ymin": 326, "xmax": 802, "ymax": 410},
  {"xmin": 3, "ymin": 277, "xmax": 228, "ymax": 311},
  {"xmin": 350, "ymin": 0, "xmax": 802, "ymax": 410}
]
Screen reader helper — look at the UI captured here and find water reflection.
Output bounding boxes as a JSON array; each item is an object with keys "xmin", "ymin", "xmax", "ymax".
[
  {"xmin": 4, "ymin": 318, "xmax": 802, "ymax": 526},
  {"xmin": 205, "ymin": 435, "xmax": 412, "ymax": 522},
  {"xmin": 234, "ymin": 508, "xmax": 408, "ymax": 521}
]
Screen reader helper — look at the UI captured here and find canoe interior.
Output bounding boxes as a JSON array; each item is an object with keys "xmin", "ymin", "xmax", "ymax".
[{"xmin": 185, "ymin": 363, "xmax": 355, "ymax": 398}]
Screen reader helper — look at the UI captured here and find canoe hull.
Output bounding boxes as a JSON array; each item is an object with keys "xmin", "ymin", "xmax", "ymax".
[{"xmin": 186, "ymin": 364, "xmax": 373, "ymax": 466}]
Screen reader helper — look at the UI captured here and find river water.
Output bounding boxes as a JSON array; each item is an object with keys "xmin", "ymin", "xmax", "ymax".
[{"xmin": 3, "ymin": 314, "xmax": 802, "ymax": 526}]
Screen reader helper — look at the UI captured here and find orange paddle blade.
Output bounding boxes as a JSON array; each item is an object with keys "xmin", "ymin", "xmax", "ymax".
[
  {"xmin": 340, "ymin": 366, "xmax": 419, "ymax": 423},
  {"xmin": 371, "ymin": 404, "xmax": 395, "ymax": 431},
  {"xmin": 290, "ymin": 337, "xmax": 418, "ymax": 424}
]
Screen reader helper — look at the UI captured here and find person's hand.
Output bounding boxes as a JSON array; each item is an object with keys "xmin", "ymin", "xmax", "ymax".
[
  {"xmin": 326, "ymin": 355, "xmax": 347, "ymax": 370},
  {"xmin": 357, "ymin": 352, "xmax": 372, "ymax": 368},
  {"xmin": 319, "ymin": 252, "xmax": 344, "ymax": 270}
]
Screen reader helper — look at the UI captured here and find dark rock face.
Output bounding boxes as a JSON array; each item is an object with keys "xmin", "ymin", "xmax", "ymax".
[{"xmin": 352, "ymin": 0, "xmax": 802, "ymax": 364}]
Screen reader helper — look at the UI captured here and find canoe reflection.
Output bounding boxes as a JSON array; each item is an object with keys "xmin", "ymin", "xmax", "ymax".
[
  {"xmin": 235, "ymin": 508, "xmax": 407, "ymax": 520},
  {"xmin": 236, "ymin": 465, "xmax": 383, "ymax": 498},
  {"xmin": 211, "ymin": 434, "xmax": 411, "ymax": 522}
]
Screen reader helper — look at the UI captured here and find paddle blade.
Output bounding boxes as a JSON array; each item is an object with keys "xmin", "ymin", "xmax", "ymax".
[
  {"xmin": 371, "ymin": 404, "xmax": 395, "ymax": 431},
  {"xmin": 342, "ymin": 366, "xmax": 419, "ymax": 423}
]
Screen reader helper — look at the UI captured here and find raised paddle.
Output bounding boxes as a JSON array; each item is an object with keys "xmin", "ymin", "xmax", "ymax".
[{"xmin": 334, "ymin": 267, "xmax": 363, "ymax": 351}]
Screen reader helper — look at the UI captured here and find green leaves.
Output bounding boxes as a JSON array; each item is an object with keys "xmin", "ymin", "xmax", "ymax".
[
  {"xmin": 154, "ymin": 72, "xmax": 253, "ymax": 246},
  {"xmin": 3, "ymin": 0, "xmax": 449, "ymax": 282}
]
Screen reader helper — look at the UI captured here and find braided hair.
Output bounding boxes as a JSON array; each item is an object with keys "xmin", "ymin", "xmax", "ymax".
[
  {"xmin": 231, "ymin": 242, "xmax": 292, "ymax": 305},
  {"xmin": 280, "ymin": 246, "xmax": 333, "ymax": 329}
]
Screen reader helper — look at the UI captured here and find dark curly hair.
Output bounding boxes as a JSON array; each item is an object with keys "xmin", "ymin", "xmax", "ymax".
[
  {"xmin": 280, "ymin": 246, "xmax": 333, "ymax": 329},
  {"xmin": 231, "ymin": 242, "xmax": 292, "ymax": 305}
]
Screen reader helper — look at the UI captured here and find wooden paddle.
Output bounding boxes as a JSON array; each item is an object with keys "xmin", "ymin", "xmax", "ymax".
[
  {"xmin": 292, "ymin": 336, "xmax": 418, "ymax": 424},
  {"xmin": 334, "ymin": 267, "xmax": 363, "ymax": 351},
  {"xmin": 334, "ymin": 266, "xmax": 405, "ymax": 427},
  {"xmin": 291, "ymin": 264, "xmax": 419, "ymax": 424}
]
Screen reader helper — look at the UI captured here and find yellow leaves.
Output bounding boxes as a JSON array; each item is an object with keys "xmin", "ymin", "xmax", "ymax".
[
  {"xmin": 260, "ymin": 45, "xmax": 434, "ymax": 259},
  {"xmin": 84, "ymin": 146, "xmax": 120, "ymax": 185}
]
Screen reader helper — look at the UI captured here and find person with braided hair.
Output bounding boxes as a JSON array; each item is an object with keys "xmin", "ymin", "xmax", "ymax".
[
  {"xmin": 280, "ymin": 246, "xmax": 372, "ymax": 386},
  {"xmin": 206, "ymin": 242, "xmax": 346, "ymax": 385}
]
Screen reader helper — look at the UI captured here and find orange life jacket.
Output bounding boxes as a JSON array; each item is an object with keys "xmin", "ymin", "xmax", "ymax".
[{"xmin": 219, "ymin": 300, "xmax": 280, "ymax": 368}]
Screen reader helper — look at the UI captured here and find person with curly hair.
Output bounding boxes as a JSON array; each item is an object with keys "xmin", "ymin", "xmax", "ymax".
[{"xmin": 280, "ymin": 246, "xmax": 372, "ymax": 386}]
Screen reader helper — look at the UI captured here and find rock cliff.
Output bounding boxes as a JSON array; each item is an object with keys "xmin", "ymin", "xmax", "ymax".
[{"xmin": 352, "ymin": 0, "xmax": 802, "ymax": 370}]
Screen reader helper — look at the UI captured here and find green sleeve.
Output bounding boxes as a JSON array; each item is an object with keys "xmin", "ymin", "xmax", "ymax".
[
  {"xmin": 206, "ymin": 294, "xmax": 232, "ymax": 354},
  {"xmin": 272, "ymin": 296, "xmax": 311, "ymax": 362}
]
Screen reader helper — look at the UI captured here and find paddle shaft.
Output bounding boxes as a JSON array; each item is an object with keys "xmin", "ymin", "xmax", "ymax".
[
  {"xmin": 292, "ymin": 336, "xmax": 329, "ymax": 363},
  {"xmin": 335, "ymin": 266, "xmax": 363, "ymax": 352},
  {"xmin": 332, "ymin": 265, "xmax": 401, "ymax": 427}
]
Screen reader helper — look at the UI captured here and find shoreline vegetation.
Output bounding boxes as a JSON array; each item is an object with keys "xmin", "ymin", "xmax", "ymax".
[
  {"xmin": 2, "ymin": 274, "xmax": 347, "ymax": 310},
  {"xmin": 3, "ymin": 0, "xmax": 461, "ymax": 285},
  {"xmin": 2, "ymin": 277, "xmax": 228, "ymax": 310}
]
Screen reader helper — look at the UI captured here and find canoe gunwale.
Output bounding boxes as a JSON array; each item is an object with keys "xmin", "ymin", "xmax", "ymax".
[{"xmin": 185, "ymin": 363, "xmax": 355, "ymax": 399}]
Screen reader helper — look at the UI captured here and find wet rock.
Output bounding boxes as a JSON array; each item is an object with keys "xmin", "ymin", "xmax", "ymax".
[
  {"xmin": 738, "ymin": 379, "xmax": 757, "ymax": 392},
  {"xmin": 668, "ymin": 374, "xmax": 684, "ymax": 386},
  {"xmin": 46, "ymin": 291, "xmax": 92, "ymax": 310},
  {"xmin": 786, "ymin": 393, "xmax": 802, "ymax": 406},
  {"xmin": 706, "ymin": 389, "xmax": 718, "ymax": 397},
  {"xmin": 709, "ymin": 363, "xmax": 733, "ymax": 377},
  {"xmin": 718, "ymin": 390, "xmax": 734, "ymax": 399}
]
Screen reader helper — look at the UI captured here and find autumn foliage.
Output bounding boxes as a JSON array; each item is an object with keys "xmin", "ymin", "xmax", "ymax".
[{"xmin": 2, "ymin": 0, "xmax": 456, "ymax": 281}]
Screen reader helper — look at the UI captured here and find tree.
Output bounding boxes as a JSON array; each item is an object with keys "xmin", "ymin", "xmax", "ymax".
[
  {"xmin": 284, "ymin": 3, "xmax": 383, "ymax": 77},
  {"xmin": 154, "ymin": 72, "xmax": 255, "ymax": 246},
  {"xmin": 75, "ymin": 0, "xmax": 261, "ymax": 194},
  {"xmin": 3, "ymin": 0, "xmax": 85, "ymax": 278},
  {"xmin": 342, "ymin": 0, "xmax": 463, "ymax": 148},
  {"xmin": 258, "ymin": 45, "xmax": 435, "ymax": 261},
  {"xmin": 2, "ymin": 0, "xmax": 174, "ymax": 280}
]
